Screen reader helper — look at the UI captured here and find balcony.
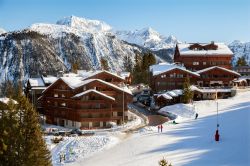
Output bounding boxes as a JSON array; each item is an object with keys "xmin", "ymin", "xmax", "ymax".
[
  {"xmin": 76, "ymin": 108, "xmax": 110, "ymax": 113},
  {"xmin": 79, "ymin": 116, "xmax": 123, "ymax": 122}
]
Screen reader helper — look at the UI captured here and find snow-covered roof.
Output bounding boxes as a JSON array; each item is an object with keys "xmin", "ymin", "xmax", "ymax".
[
  {"xmin": 190, "ymin": 85, "xmax": 232, "ymax": 93},
  {"xmin": 177, "ymin": 43, "xmax": 233, "ymax": 56},
  {"xmin": 150, "ymin": 63, "xmax": 200, "ymax": 77},
  {"xmin": 83, "ymin": 70, "xmax": 125, "ymax": 81},
  {"xmin": 72, "ymin": 89, "xmax": 115, "ymax": 101},
  {"xmin": 172, "ymin": 90, "xmax": 183, "ymax": 96},
  {"xmin": 158, "ymin": 103, "xmax": 195, "ymax": 119},
  {"xmin": 60, "ymin": 77, "xmax": 86, "ymax": 89},
  {"xmin": 167, "ymin": 91, "xmax": 179, "ymax": 97},
  {"xmin": 157, "ymin": 93, "xmax": 173, "ymax": 100},
  {"xmin": 42, "ymin": 76, "xmax": 58, "ymax": 84},
  {"xmin": 43, "ymin": 77, "xmax": 132, "ymax": 95},
  {"xmin": 28, "ymin": 78, "xmax": 45, "ymax": 87},
  {"xmin": 233, "ymin": 78, "xmax": 247, "ymax": 83},
  {"xmin": 0, "ymin": 97, "xmax": 18, "ymax": 104},
  {"xmin": 196, "ymin": 66, "xmax": 241, "ymax": 76},
  {"xmin": 92, "ymin": 79, "xmax": 132, "ymax": 95},
  {"xmin": 120, "ymin": 72, "xmax": 130, "ymax": 79}
]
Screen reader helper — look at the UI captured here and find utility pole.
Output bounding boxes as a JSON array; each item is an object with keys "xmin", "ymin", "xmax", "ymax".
[
  {"xmin": 122, "ymin": 88, "xmax": 124, "ymax": 127},
  {"xmin": 215, "ymin": 88, "xmax": 220, "ymax": 141}
]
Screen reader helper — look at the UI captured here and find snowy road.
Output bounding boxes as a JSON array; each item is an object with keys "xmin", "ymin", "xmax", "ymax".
[{"xmin": 70, "ymin": 91, "xmax": 250, "ymax": 166}]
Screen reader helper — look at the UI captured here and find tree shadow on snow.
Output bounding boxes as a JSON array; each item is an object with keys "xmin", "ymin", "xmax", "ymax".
[{"xmin": 140, "ymin": 101, "xmax": 250, "ymax": 166}]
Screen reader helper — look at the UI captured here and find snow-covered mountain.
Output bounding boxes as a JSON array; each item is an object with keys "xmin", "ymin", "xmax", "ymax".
[
  {"xmin": 228, "ymin": 40, "xmax": 250, "ymax": 66},
  {"xmin": 0, "ymin": 16, "xmax": 155, "ymax": 83},
  {"xmin": 116, "ymin": 27, "xmax": 178, "ymax": 50},
  {"xmin": 0, "ymin": 28, "xmax": 6, "ymax": 34}
]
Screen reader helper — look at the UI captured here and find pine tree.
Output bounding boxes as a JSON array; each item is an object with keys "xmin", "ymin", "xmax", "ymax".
[
  {"xmin": 0, "ymin": 86, "xmax": 51, "ymax": 166},
  {"xmin": 141, "ymin": 52, "xmax": 156, "ymax": 84},
  {"xmin": 132, "ymin": 53, "xmax": 142, "ymax": 84},
  {"xmin": 182, "ymin": 77, "xmax": 193, "ymax": 103},
  {"xmin": 100, "ymin": 57, "xmax": 110, "ymax": 71},
  {"xmin": 123, "ymin": 55, "xmax": 133, "ymax": 73},
  {"xmin": 71, "ymin": 60, "xmax": 80, "ymax": 74},
  {"xmin": 236, "ymin": 56, "xmax": 248, "ymax": 67},
  {"xmin": 158, "ymin": 158, "xmax": 172, "ymax": 166}
]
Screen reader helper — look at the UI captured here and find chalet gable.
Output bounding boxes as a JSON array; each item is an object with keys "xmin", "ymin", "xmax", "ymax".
[
  {"xmin": 76, "ymin": 79, "xmax": 132, "ymax": 95},
  {"xmin": 196, "ymin": 66, "xmax": 241, "ymax": 76},
  {"xmin": 150, "ymin": 63, "xmax": 200, "ymax": 77},
  {"xmin": 82, "ymin": 70, "xmax": 125, "ymax": 82},
  {"xmin": 72, "ymin": 89, "xmax": 115, "ymax": 101}
]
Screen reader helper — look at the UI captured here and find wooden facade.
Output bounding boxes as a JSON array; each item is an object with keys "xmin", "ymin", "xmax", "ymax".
[
  {"xmin": 196, "ymin": 66, "xmax": 240, "ymax": 87},
  {"xmin": 174, "ymin": 43, "xmax": 233, "ymax": 71},
  {"xmin": 82, "ymin": 70, "xmax": 125, "ymax": 86},
  {"xmin": 38, "ymin": 73, "xmax": 132, "ymax": 129},
  {"xmin": 150, "ymin": 68, "xmax": 199, "ymax": 92}
]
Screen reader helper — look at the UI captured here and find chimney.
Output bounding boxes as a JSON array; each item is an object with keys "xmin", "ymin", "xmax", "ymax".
[{"xmin": 211, "ymin": 41, "xmax": 215, "ymax": 45}]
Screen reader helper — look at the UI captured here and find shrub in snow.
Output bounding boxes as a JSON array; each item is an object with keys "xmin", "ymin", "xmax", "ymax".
[{"xmin": 158, "ymin": 158, "xmax": 172, "ymax": 166}]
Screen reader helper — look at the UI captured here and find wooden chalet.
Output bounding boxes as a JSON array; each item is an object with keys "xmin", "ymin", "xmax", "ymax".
[
  {"xmin": 25, "ymin": 76, "xmax": 58, "ymax": 107},
  {"xmin": 174, "ymin": 42, "xmax": 233, "ymax": 71},
  {"xmin": 37, "ymin": 72, "xmax": 132, "ymax": 129},
  {"xmin": 196, "ymin": 66, "xmax": 241, "ymax": 87},
  {"xmin": 149, "ymin": 63, "xmax": 200, "ymax": 92}
]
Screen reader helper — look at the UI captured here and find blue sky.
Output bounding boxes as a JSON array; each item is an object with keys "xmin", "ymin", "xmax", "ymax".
[{"xmin": 0, "ymin": 0, "xmax": 249, "ymax": 43}]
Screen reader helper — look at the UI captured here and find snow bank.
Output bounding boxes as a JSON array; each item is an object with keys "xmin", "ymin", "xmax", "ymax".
[
  {"xmin": 158, "ymin": 103, "xmax": 196, "ymax": 122},
  {"xmin": 46, "ymin": 135, "xmax": 119, "ymax": 165}
]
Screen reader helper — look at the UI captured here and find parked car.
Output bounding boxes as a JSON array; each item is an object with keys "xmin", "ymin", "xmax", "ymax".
[
  {"xmin": 82, "ymin": 131, "xmax": 95, "ymax": 136},
  {"xmin": 71, "ymin": 129, "xmax": 83, "ymax": 136}
]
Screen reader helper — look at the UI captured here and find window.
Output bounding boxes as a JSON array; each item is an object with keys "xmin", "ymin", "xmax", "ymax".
[
  {"xmin": 61, "ymin": 85, "xmax": 66, "ymax": 90},
  {"xmin": 170, "ymin": 73, "xmax": 176, "ymax": 78},
  {"xmin": 61, "ymin": 103, "xmax": 66, "ymax": 107},
  {"xmin": 81, "ymin": 96, "xmax": 89, "ymax": 101},
  {"xmin": 72, "ymin": 121, "xmax": 75, "ymax": 127},
  {"xmin": 54, "ymin": 102, "xmax": 58, "ymax": 107},
  {"xmin": 83, "ymin": 86, "xmax": 86, "ymax": 91},
  {"xmin": 95, "ymin": 103, "xmax": 101, "ymax": 109},
  {"xmin": 203, "ymin": 62, "xmax": 206, "ymax": 65},
  {"xmin": 176, "ymin": 74, "xmax": 183, "ymax": 78},
  {"xmin": 54, "ymin": 93, "xmax": 58, "ymax": 97},
  {"xmin": 61, "ymin": 94, "xmax": 65, "ymax": 98},
  {"xmin": 161, "ymin": 74, "xmax": 166, "ymax": 78},
  {"xmin": 193, "ymin": 62, "xmax": 199, "ymax": 65},
  {"xmin": 65, "ymin": 120, "xmax": 68, "ymax": 126}
]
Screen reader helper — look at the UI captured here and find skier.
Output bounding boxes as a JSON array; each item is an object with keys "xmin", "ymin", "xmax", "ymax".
[
  {"xmin": 195, "ymin": 113, "xmax": 199, "ymax": 119},
  {"xmin": 160, "ymin": 125, "xmax": 163, "ymax": 133}
]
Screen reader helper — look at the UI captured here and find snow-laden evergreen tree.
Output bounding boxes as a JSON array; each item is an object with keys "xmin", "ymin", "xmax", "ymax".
[
  {"xmin": 123, "ymin": 55, "xmax": 133, "ymax": 73},
  {"xmin": 0, "ymin": 86, "xmax": 51, "ymax": 166}
]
